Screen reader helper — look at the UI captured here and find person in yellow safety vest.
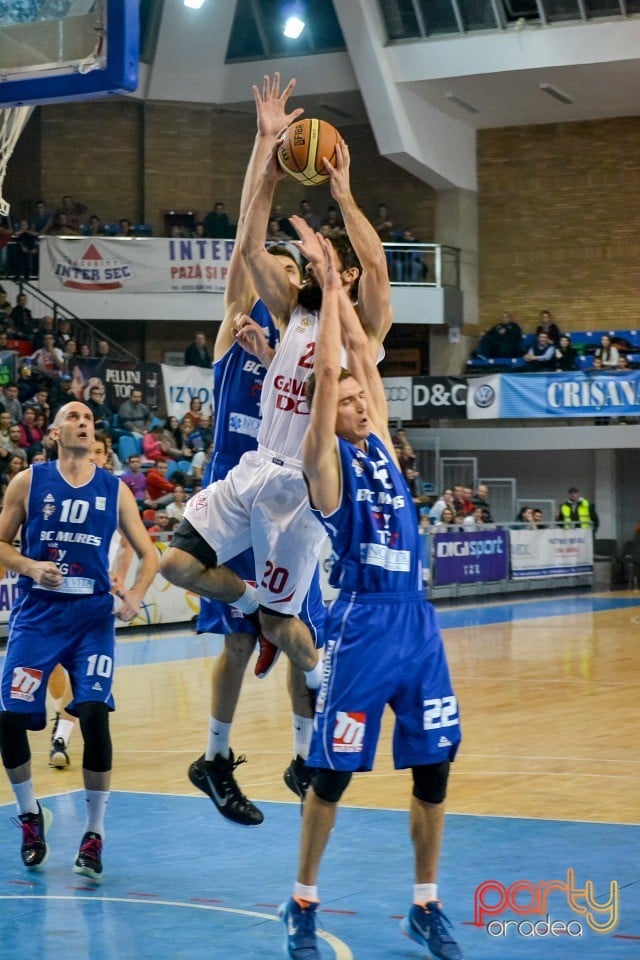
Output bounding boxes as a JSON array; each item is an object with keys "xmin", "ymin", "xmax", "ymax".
[{"xmin": 557, "ymin": 486, "xmax": 599, "ymax": 532}]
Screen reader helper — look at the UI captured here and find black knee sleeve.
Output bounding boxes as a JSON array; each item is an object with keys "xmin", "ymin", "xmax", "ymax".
[
  {"xmin": 412, "ymin": 761, "xmax": 450, "ymax": 805},
  {"xmin": 170, "ymin": 518, "xmax": 218, "ymax": 568},
  {"xmin": 311, "ymin": 768, "xmax": 352, "ymax": 804},
  {"xmin": 76, "ymin": 702, "xmax": 112, "ymax": 773},
  {"xmin": 0, "ymin": 711, "xmax": 31, "ymax": 770}
]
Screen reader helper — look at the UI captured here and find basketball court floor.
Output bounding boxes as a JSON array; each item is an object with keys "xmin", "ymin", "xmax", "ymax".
[{"xmin": 1, "ymin": 589, "xmax": 638, "ymax": 959}]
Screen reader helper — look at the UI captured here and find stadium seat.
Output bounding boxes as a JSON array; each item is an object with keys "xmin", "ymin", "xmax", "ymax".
[
  {"xmin": 118, "ymin": 434, "xmax": 141, "ymax": 462},
  {"xmin": 141, "ymin": 509, "xmax": 156, "ymax": 527}
]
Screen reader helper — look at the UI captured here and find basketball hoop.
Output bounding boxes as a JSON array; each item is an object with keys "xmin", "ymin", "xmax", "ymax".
[{"xmin": 0, "ymin": 106, "xmax": 31, "ymax": 218}]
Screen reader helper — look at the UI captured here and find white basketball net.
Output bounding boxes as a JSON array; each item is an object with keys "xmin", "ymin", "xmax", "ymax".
[{"xmin": 0, "ymin": 106, "xmax": 32, "ymax": 219}]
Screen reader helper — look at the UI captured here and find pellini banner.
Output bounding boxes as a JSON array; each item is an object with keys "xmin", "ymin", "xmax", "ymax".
[
  {"xmin": 432, "ymin": 530, "xmax": 509, "ymax": 585},
  {"xmin": 510, "ymin": 528, "xmax": 593, "ymax": 578},
  {"xmin": 39, "ymin": 237, "xmax": 234, "ymax": 293}
]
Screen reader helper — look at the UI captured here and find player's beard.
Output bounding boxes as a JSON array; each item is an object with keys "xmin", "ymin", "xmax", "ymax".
[{"xmin": 297, "ymin": 280, "xmax": 323, "ymax": 312}]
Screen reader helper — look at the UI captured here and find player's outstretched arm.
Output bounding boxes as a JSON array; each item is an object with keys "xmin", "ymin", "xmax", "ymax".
[
  {"xmin": 116, "ymin": 482, "xmax": 159, "ymax": 622},
  {"xmin": 303, "ymin": 239, "xmax": 342, "ymax": 517},
  {"xmin": 324, "ymin": 140, "xmax": 393, "ymax": 346},
  {"xmin": 218, "ymin": 73, "xmax": 303, "ymax": 360}
]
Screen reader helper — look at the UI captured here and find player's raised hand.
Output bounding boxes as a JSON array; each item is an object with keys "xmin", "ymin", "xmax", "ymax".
[
  {"xmin": 324, "ymin": 139, "xmax": 351, "ymax": 202},
  {"xmin": 289, "ymin": 216, "xmax": 325, "ymax": 278},
  {"xmin": 234, "ymin": 313, "xmax": 273, "ymax": 365},
  {"xmin": 252, "ymin": 72, "xmax": 304, "ymax": 139}
]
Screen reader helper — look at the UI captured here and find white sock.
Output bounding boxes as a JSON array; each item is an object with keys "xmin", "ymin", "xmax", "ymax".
[
  {"xmin": 293, "ymin": 714, "xmax": 314, "ymax": 760},
  {"xmin": 304, "ymin": 658, "xmax": 324, "ymax": 690},
  {"xmin": 84, "ymin": 789, "xmax": 109, "ymax": 837},
  {"xmin": 414, "ymin": 883, "xmax": 438, "ymax": 905},
  {"xmin": 13, "ymin": 779, "xmax": 38, "ymax": 816},
  {"xmin": 206, "ymin": 717, "xmax": 231, "ymax": 761},
  {"xmin": 55, "ymin": 719, "xmax": 75, "ymax": 745},
  {"xmin": 294, "ymin": 881, "xmax": 319, "ymax": 904},
  {"xmin": 232, "ymin": 582, "xmax": 259, "ymax": 615}
]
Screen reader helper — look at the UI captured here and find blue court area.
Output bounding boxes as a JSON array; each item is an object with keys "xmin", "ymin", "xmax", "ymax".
[{"xmin": 0, "ymin": 791, "xmax": 638, "ymax": 959}]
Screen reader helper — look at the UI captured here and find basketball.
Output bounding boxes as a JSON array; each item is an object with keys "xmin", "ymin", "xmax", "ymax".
[{"xmin": 277, "ymin": 118, "xmax": 341, "ymax": 187}]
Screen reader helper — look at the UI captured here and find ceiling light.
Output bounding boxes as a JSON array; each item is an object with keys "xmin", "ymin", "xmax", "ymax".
[
  {"xmin": 283, "ymin": 15, "xmax": 305, "ymax": 38},
  {"xmin": 184, "ymin": 0, "xmax": 205, "ymax": 9}
]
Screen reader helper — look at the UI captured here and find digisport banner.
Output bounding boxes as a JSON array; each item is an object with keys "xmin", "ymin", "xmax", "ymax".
[
  {"xmin": 433, "ymin": 530, "xmax": 509, "ymax": 585},
  {"xmin": 510, "ymin": 528, "xmax": 593, "ymax": 578},
  {"xmin": 499, "ymin": 371, "xmax": 640, "ymax": 419},
  {"xmin": 39, "ymin": 237, "xmax": 234, "ymax": 293}
]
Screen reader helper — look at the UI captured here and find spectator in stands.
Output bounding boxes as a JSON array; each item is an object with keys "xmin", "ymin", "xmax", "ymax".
[
  {"xmin": 85, "ymin": 382, "xmax": 112, "ymax": 432},
  {"xmin": 0, "ymin": 287, "xmax": 10, "ymax": 314},
  {"xmin": 533, "ymin": 508, "xmax": 546, "ymax": 528},
  {"xmin": 516, "ymin": 506, "xmax": 535, "ymax": 525},
  {"xmin": 434, "ymin": 506, "xmax": 455, "ymax": 530},
  {"xmin": 557, "ymin": 486, "xmax": 599, "ymax": 532},
  {"xmin": 166, "ymin": 484, "xmax": 187, "ymax": 522},
  {"xmin": 555, "ymin": 333, "xmax": 578, "ymax": 371},
  {"xmin": 11, "ymin": 292, "xmax": 36, "ymax": 340},
  {"xmin": 55, "ymin": 317, "xmax": 73, "ymax": 348},
  {"xmin": 14, "ymin": 219, "xmax": 39, "ymax": 278},
  {"xmin": 79, "ymin": 343, "xmax": 91, "ymax": 357},
  {"xmin": 321, "ymin": 204, "xmax": 344, "ymax": 231},
  {"xmin": 0, "ymin": 452, "xmax": 27, "ymax": 494},
  {"xmin": 0, "ymin": 303, "xmax": 14, "ymax": 334},
  {"xmin": 187, "ymin": 411, "xmax": 212, "ymax": 453},
  {"xmin": 471, "ymin": 483, "xmax": 493, "ymax": 522},
  {"xmin": 18, "ymin": 406, "xmax": 43, "ymax": 455},
  {"xmin": 190, "ymin": 440, "xmax": 212, "ymax": 481},
  {"xmin": 299, "ymin": 198, "xmax": 321, "ymax": 232},
  {"xmin": 464, "ymin": 506, "xmax": 485, "ymax": 530},
  {"xmin": 30, "ymin": 333, "xmax": 65, "ymax": 381},
  {"xmin": 184, "ymin": 331, "xmax": 211, "ymax": 368},
  {"xmin": 44, "ymin": 210, "xmax": 75, "ymax": 236},
  {"xmin": 96, "ymin": 339, "xmax": 111, "ymax": 359},
  {"xmin": 203, "ymin": 201, "xmax": 232, "ymax": 239},
  {"xmin": 60, "ymin": 193, "xmax": 87, "ymax": 232},
  {"xmin": 32, "ymin": 314, "xmax": 56, "ymax": 351},
  {"xmin": 87, "ymin": 214, "xmax": 106, "ymax": 236},
  {"xmin": 271, "ymin": 204, "xmax": 296, "ymax": 239},
  {"xmin": 523, "ymin": 331, "xmax": 555, "ymax": 371},
  {"xmin": 616, "ymin": 354, "xmax": 630, "ymax": 372},
  {"xmin": 145, "ymin": 459, "xmax": 175, "ymax": 507},
  {"xmin": 16, "ymin": 365, "xmax": 36, "ymax": 404},
  {"xmin": 374, "ymin": 203, "xmax": 394, "ymax": 242},
  {"xmin": 60, "ymin": 338, "xmax": 78, "ymax": 373},
  {"xmin": 0, "ymin": 410, "xmax": 13, "ymax": 453},
  {"xmin": 48, "ymin": 374, "xmax": 75, "ymax": 417},
  {"xmin": 477, "ymin": 312, "xmax": 522, "ymax": 360},
  {"xmin": 121, "ymin": 454, "xmax": 157, "ymax": 510},
  {"xmin": 147, "ymin": 509, "xmax": 171, "ymax": 535},
  {"xmin": 41, "ymin": 424, "xmax": 58, "ymax": 461},
  {"xmin": 428, "ymin": 488, "xmax": 455, "ymax": 521},
  {"xmin": 117, "ymin": 218, "xmax": 134, "ymax": 237},
  {"xmin": 595, "ymin": 334, "xmax": 619, "ymax": 368},
  {"xmin": 0, "ymin": 382, "xmax": 22, "ymax": 423},
  {"xmin": 266, "ymin": 217, "xmax": 290, "ymax": 242},
  {"xmin": 161, "ymin": 415, "xmax": 189, "ymax": 461},
  {"xmin": 142, "ymin": 423, "xmax": 168, "ymax": 463},
  {"xmin": 23, "ymin": 386, "xmax": 51, "ymax": 422},
  {"xmin": 32, "ymin": 200, "xmax": 52, "ymax": 233},
  {"xmin": 392, "ymin": 227, "xmax": 425, "ymax": 283},
  {"xmin": 119, "ymin": 388, "xmax": 151, "ymax": 436},
  {"xmin": 536, "ymin": 309, "xmax": 560, "ymax": 346},
  {"xmin": 184, "ymin": 396, "xmax": 203, "ymax": 428}
]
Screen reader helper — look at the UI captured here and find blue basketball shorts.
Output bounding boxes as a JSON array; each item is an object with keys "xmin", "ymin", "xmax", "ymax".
[
  {"xmin": 309, "ymin": 591, "xmax": 461, "ymax": 772},
  {"xmin": 0, "ymin": 592, "xmax": 116, "ymax": 731}
]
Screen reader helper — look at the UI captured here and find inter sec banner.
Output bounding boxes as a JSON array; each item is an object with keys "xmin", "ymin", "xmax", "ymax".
[
  {"xmin": 39, "ymin": 237, "xmax": 234, "ymax": 293},
  {"xmin": 432, "ymin": 530, "xmax": 509, "ymax": 585},
  {"xmin": 510, "ymin": 528, "xmax": 593, "ymax": 578},
  {"xmin": 499, "ymin": 371, "xmax": 640, "ymax": 419}
]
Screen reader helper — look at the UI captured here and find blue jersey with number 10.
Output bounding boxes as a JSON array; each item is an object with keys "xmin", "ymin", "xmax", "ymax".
[{"xmin": 19, "ymin": 461, "xmax": 119, "ymax": 601}]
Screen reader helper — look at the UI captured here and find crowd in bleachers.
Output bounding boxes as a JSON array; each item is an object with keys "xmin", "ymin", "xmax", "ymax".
[{"xmin": 468, "ymin": 309, "xmax": 640, "ymax": 374}]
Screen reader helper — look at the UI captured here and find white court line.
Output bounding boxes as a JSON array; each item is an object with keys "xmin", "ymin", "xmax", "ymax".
[{"xmin": 0, "ymin": 895, "xmax": 353, "ymax": 959}]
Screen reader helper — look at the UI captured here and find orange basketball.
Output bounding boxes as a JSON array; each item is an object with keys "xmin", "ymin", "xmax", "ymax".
[{"xmin": 277, "ymin": 118, "xmax": 340, "ymax": 187}]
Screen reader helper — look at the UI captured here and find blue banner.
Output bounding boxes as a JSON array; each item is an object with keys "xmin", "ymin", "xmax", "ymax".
[
  {"xmin": 433, "ymin": 530, "xmax": 509, "ymax": 585},
  {"xmin": 500, "ymin": 371, "xmax": 640, "ymax": 419}
]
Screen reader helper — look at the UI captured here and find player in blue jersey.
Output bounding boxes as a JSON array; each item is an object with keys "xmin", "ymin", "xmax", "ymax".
[
  {"xmin": 0, "ymin": 402, "xmax": 158, "ymax": 881},
  {"xmin": 279, "ymin": 239, "xmax": 463, "ymax": 960},
  {"xmin": 171, "ymin": 74, "xmax": 325, "ymax": 826}
]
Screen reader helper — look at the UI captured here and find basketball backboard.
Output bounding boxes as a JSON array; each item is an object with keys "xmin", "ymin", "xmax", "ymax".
[{"xmin": 0, "ymin": 0, "xmax": 139, "ymax": 107}]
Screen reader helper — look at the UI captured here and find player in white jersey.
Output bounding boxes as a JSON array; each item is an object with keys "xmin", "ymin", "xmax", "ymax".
[{"xmin": 160, "ymin": 73, "xmax": 392, "ymax": 698}]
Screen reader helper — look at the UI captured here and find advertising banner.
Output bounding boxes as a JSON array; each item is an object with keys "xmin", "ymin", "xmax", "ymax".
[
  {"xmin": 433, "ymin": 529, "xmax": 509, "ymax": 585},
  {"xmin": 39, "ymin": 237, "xmax": 234, "ymax": 293},
  {"xmin": 383, "ymin": 377, "xmax": 413, "ymax": 422},
  {"xmin": 411, "ymin": 376, "xmax": 469, "ymax": 420},
  {"xmin": 500, "ymin": 371, "xmax": 640, "ymax": 419},
  {"xmin": 466, "ymin": 374, "xmax": 502, "ymax": 420},
  {"xmin": 161, "ymin": 363, "xmax": 212, "ymax": 419},
  {"xmin": 509, "ymin": 528, "xmax": 593, "ymax": 578}
]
